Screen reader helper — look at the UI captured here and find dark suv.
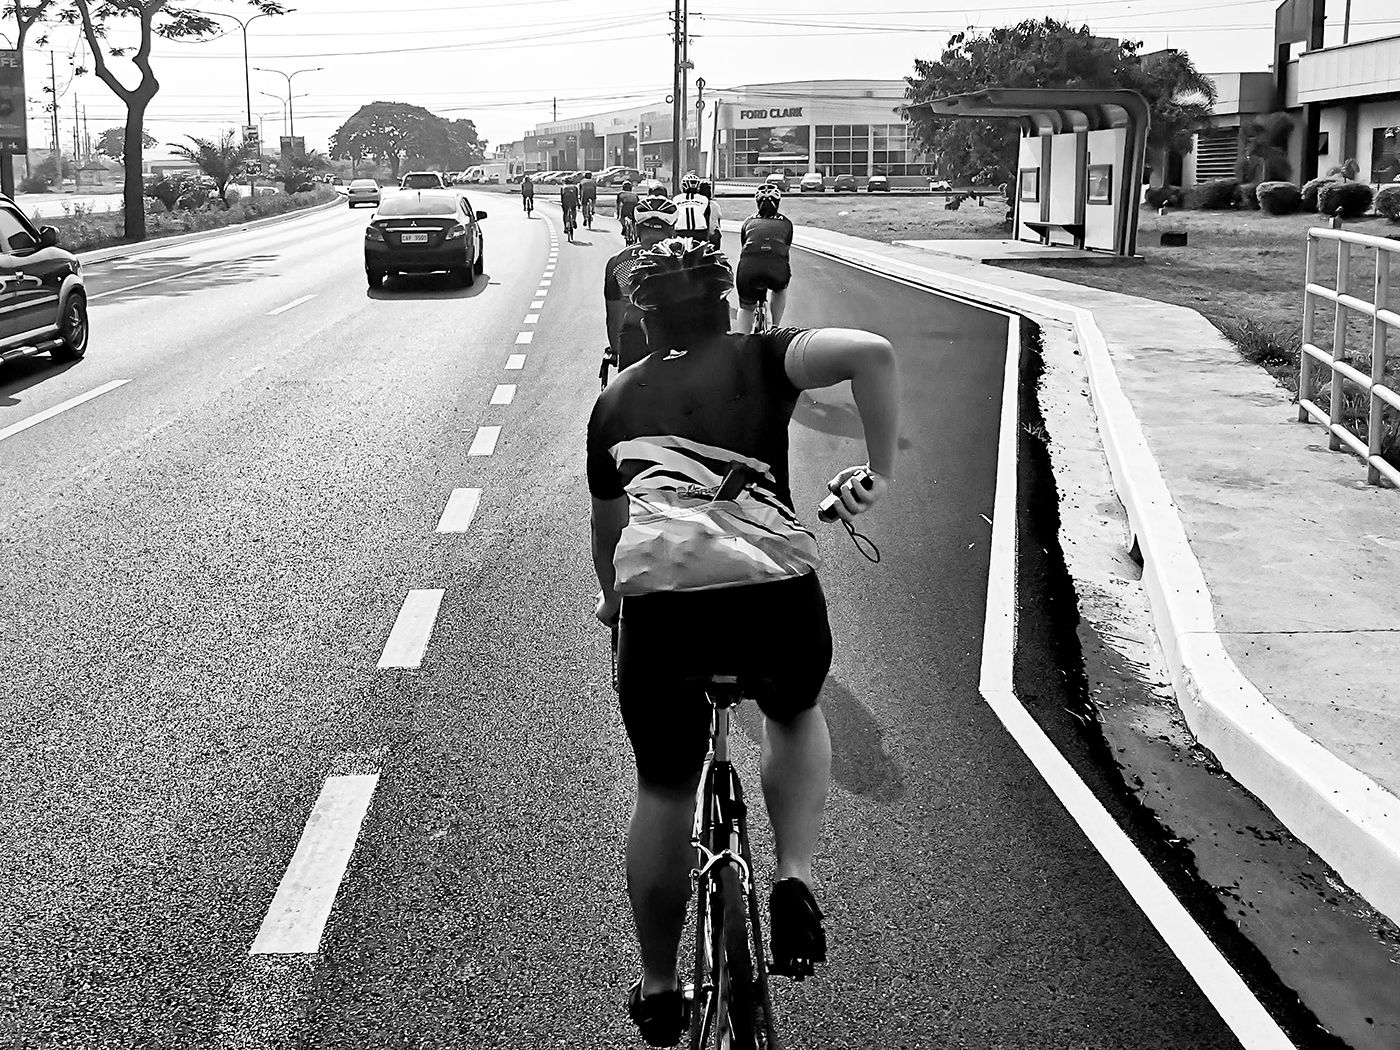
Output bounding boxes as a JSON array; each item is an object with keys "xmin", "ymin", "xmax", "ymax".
[{"xmin": 0, "ymin": 196, "xmax": 89, "ymax": 365}]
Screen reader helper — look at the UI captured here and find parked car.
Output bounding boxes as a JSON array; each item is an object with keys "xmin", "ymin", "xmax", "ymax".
[
  {"xmin": 866, "ymin": 174, "xmax": 890, "ymax": 192},
  {"xmin": 347, "ymin": 178, "xmax": 381, "ymax": 208},
  {"xmin": 599, "ymin": 167, "xmax": 644, "ymax": 187},
  {"xmin": 0, "ymin": 195, "xmax": 89, "ymax": 365},
  {"xmin": 763, "ymin": 173, "xmax": 789, "ymax": 192},
  {"xmin": 927, "ymin": 178, "xmax": 952, "ymax": 191},
  {"xmin": 484, "ymin": 173, "xmax": 501, "ymax": 184},
  {"xmin": 800, "ymin": 173, "xmax": 825, "ymax": 193},
  {"xmin": 833, "ymin": 174, "xmax": 857, "ymax": 192},
  {"xmin": 400, "ymin": 171, "xmax": 447, "ymax": 190},
  {"xmin": 365, "ymin": 191, "xmax": 487, "ymax": 289}
]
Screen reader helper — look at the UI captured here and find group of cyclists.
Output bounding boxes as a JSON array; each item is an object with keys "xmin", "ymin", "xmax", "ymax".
[{"xmin": 517, "ymin": 164, "xmax": 902, "ymax": 1047}]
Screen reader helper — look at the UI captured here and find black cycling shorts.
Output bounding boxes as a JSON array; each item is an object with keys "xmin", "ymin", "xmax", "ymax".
[
  {"xmin": 616, "ymin": 572, "xmax": 832, "ymax": 788},
  {"xmin": 736, "ymin": 256, "xmax": 791, "ymax": 306}
]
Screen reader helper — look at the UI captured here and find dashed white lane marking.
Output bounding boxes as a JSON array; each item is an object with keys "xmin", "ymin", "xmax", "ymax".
[
  {"xmin": 977, "ymin": 320, "xmax": 1297, "ymax": 1049},
  {"xmin": 250, "ymin": 774, "xmax": 380, "ymax": 955},
  {"xmin": 491, "ymin": 384, "xmax": 517, "ymax": 405},
  {"xmin": 530, "ymin": 300, "xmax": 545, "ymax": 309},
  {"xmin": 515, "ymin": 332, "xmax": 533, "ymax": 344},
  {"xmin": 524, "ymin": 314, "xmax": 540, "ymax": 324},
  {"xmin": 436, "ymin": 487, "xmax": 482, "ymax": 533},
  {"xmin": 377, "ymin": 589, "xmax": 445, "ymax": 669},
  {"xmin": 535, "ymin": 289, "xmax": 548, "ymax": 297},
  {"xmin": 539, "ymin": 279, "xmax": 552, "ymax": 286},
  {"xmin": 468, "ymin": 425, "xmax": 501, "ymax": 456},
  {"xmin": 0, "ymin": 379, "xmax": 131, "ymax": 443},
  {"xmin": 268, "ymin": 294, "xmax": 316, "ymax": 316},
  {"xmin": 505, "ymin": 354, "xmax": 526, "ymax": 370}
]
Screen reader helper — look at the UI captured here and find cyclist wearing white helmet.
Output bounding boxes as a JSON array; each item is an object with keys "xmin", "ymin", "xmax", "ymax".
[
  {"xmin": 736, "ymin": 183, "xmax": 795, "ymax": 332},
  {"xmin": 587, "ymin": 236, "xmax": 900, "ymax": 1046},
  {"xmin": 671, "ymin": 171, "xmax": 711, "ymax": 242},
  {"xmin": 603, "ymin": 195, "xmax": 679, "ymax": 372}
]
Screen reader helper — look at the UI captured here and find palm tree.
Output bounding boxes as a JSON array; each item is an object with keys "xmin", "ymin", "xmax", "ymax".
[
  {"xmin": 1135, "ymin": 49, "xmax": 1219, "ymax": 157},
  {"xmin": 167, "ymin": 130, "xmax": 251, "ymax": 206},
  {"xmin": 1239, "ymin": 112, "xmax": 1294, "ymax": 183}
]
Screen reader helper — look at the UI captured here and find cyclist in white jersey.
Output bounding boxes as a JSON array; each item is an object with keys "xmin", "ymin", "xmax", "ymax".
[{"xmin": 671, "ymin": 171, "xmax": 711, "ymax": 242}]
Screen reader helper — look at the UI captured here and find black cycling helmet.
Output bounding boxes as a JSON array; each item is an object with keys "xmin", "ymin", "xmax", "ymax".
[
  {"xmin": 629, "ymin": 237, "xmax": 733, "ymax": 312},
  {"xmin": 584, "ymin": 171, "xmax": 594, "ymax": 179},
  {"xmin": 698, "ymin": 179, "xmax": 713, "ymax": 197},
  {"xmin": 621, "ymin": 180, "xmax": 633, "ymax": 190}
]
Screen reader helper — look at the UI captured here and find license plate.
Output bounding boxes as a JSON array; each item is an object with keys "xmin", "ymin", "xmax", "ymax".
[{"xmin": 400, "ymin": 232, "xmax": 429, "ymax": 243}]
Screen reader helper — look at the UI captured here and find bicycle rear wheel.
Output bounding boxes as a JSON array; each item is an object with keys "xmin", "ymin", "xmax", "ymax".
[{"xmin": 691, "ymin": 864, "xmax": 772, "ymax": 1050}]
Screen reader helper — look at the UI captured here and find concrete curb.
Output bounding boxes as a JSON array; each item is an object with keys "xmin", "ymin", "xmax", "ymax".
[
  {"xmin": 75, "ymin": 194, "xmax": 346, "ymax": 266},
  {"xmin": 789, "ymin": 227, "xmax": 1400, "ymax": 927}
]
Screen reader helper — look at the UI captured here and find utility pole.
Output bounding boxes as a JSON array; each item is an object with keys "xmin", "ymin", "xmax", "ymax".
[
  {"xmin": 552, "ymin": 96, "xmax": 557, "ymax": 122},
  {"xmin": 679, "ymin": 0, "xmax": 689, "ymax": 179},
  {"xmin": 671, "ymin": 0, "xmax": 681, "ymax": 193},
  {"xmin": 49, "ymin": 50, "xmax": 59, "ymax": 186},
  {"xmin": 1343, "ymin": 0, "xmax": 1352, "ymax": 43},
  {"xmin": 711, "ymin": 98, "xmax": 721, "ymax": 181},
  {"xmin": 73, "ymin": 93, "xmax": 78, "ymax": 174},
  {"xmin": 83, "ymin": 105, "xmax": 90, "ymax": 164}
]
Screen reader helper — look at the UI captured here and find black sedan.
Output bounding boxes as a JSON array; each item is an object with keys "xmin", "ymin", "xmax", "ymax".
[
  {"xmin": 365, "ymin": 192, "xmax": 486, "ymax": 289},
  {"xmin": 0, "ymin": 195, "xmax": 89, "ymax": 365}
]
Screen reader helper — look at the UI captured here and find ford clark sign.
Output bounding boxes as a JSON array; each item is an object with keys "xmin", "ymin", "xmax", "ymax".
[{"xmin": 739, "ymin": 107, "xmax": 803, "ymax": 120}]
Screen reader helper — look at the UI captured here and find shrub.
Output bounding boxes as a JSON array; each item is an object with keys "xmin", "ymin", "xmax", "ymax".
[
  {"xmin": 1301, "ymin": 175, "xmax": 1340, "ymax": 212},
  {"xmin": 1316, "ymin": 180, "xmax": 1374, "ymax": 219},
  {"xmin": 1145, "ymin": 184, "xmax": 1183, "ymax": 209},
  {"xmin": 18, "ymin": 173, "xmax": 49, "ymax": 193},
  {"xmin": 1186, "ymin": 178, "xmax": 1239, "ymax": 210},
  {"xmin": 1236, "ymin": 182, "xmax": 1261, "ymax": 210},
  {"xmin": 1217, "ymin": 317, "xmax": 1301, "ymax": 372},
  {"xmin": 1256, "ymin": 181, "xmax": 1302, "ymax": 215},
  {"xmin": 1374, "ymin": 185, "xmax": 1400, "ymax": 223}
]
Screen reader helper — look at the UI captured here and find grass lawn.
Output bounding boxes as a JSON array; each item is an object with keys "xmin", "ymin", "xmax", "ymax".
[{"xmin": 779, "ymin": 195, "xmax": 1400, "ymax": 467}]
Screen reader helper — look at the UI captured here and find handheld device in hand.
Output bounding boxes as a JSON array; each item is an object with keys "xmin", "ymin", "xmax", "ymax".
[
  {"xmin": 715, "ymin": 465, "xmax": 750, "ymax": 502},
  {"xmin": 818, "ymin": 471, "xmax": 874, "ymax": 522}
]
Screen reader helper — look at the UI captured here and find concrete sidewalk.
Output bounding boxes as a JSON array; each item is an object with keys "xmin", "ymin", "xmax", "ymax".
[{"xmin": 767, "ymin": 221, "xmax": 1400, "ymax": 926}]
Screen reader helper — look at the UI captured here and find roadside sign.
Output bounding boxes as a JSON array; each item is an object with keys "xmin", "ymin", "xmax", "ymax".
[
  {"xmin": 0, "ymin": 50, "xmax": 27, "ymax": 150},
  {"xmin": 279, "ymin": 135, "xmax": 304, "ymax": 158},
  {"xmin": 243, "ymin": 124, "xmax": 259, "ymax": 148}
]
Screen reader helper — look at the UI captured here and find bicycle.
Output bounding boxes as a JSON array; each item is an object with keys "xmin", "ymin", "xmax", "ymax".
[
  {"xmin": 621, "ymin": 215, "xmax": 637, "ymax": 245},
  {"xmin": 563, "ymin": 205, "xmax": 577, "ymax": 241},
  {"xmin": 610, "ymin": 626, "xmax": 782, "ymax": 1050},
  {"xmin": 751, "ymin": 291, "xmax": 771, "ymax": 335},
  {"xmin": 583, "ymin": 198, "xmax": 595, "ymax": 229},
  {"xmin": 523, "ymin": 193, "xmax": 534, "ymax": 216}
]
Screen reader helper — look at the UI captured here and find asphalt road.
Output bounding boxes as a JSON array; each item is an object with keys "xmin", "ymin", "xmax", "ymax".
[{"xmin": 3, "ymin": 197, "xmax": 1248, "ymax": 1048}]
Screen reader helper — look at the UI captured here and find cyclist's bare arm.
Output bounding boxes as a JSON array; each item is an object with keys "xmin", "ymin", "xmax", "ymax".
[
  {"xmin": 591, "ymin": 495, "xmax": 628, "ymax": 620},
  {"xmin": 605, "ymin": 299, "xmax": 625, "ymax": 355},
  {"xmin": 783, "ymin": 329, "xmax": 900, "ymax": 518}
]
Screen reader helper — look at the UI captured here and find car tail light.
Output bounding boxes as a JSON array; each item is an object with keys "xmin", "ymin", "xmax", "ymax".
[
  {"xmin": 365, "ymin": 226, "xmax": 386, "ymax": 241},
  {"xmin": 444, "ymin": 224, "xmax": 466, "ymax": 240}
]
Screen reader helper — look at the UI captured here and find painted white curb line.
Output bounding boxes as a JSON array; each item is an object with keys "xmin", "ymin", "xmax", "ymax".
[{"xmin": 793, "ymin": 230, "xmax": 1400, "ymax": 927}]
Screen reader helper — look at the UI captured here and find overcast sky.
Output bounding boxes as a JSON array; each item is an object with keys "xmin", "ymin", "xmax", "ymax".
[{"xmin": 15, "ymin": 0, "xmax": 1399, "ymax": 160}]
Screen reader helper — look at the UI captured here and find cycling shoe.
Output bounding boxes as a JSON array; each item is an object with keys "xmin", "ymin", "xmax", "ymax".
[
  {"xmin": 627, "ymin": 977, "xmax": 691, "ymax": 1047},
  {"xmin": 767, "ymin": 878, "xmax": 827, "ymax": 980}
]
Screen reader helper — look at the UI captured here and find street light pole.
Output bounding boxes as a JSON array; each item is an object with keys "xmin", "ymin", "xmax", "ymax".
[{"xmin": 254, "ymin": 66, "xmax": 321, "ymax": 139}]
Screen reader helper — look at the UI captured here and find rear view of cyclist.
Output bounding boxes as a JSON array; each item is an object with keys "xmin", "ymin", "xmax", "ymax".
[
  {"xmin": 587, "ymin": 237, "xmax": 901, "ymax": 1046},
  {"xmin": 671, "ymin": 171, "xmax": 710, "ymax": 242},
  {"xmin": 560, "ymin": 178, "xmax": 580, "ymax": 238},
  {"xmin": 580, "ymin": 171, "xmax": 598, "ymax": 227},
  {"xmin": 698, "ymin": 178, "xmax": 722, "ymax": 249},
  {"xmin": 602, "ymin": 195, "xmax": 678, "ymax": 380},
  {"xmin": 520, "ymin": 173, "xmax": 535, "ymax": 214},
  {"xmin": 615, "ymin": 180, "xmax": 640, "ymax": 243},
  {"xmin": 736, "ymin": 183, "xmax": 795, "ymax": 333}
]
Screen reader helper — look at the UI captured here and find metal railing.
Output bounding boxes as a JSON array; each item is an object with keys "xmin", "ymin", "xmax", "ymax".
[{"xmin": 1299, "ymin": 228, "xmax": 1400, "ymax": 487}]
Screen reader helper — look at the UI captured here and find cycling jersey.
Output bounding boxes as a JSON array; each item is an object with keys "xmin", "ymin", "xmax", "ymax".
[
  {"xmin": 616, "ymin": 191, "xmax": 640, "ymax": 220},
  {"xmin": 580, "ymin": 179, "xmax": 598, "ymax": 202},
  {"xmin": 603, "ymin": 244, "xmax": 652, "ymax": 370},
  {"xmin": 560, "ymin": 183, "xmax": 580, "ymax": 209},
  {"xmin": 671, "ymin": 193, "xmax": 711, "ymax": 238},
  {"xmin": 520, "ymin": 179, "xmax": 534, "ymax": 198},
  {"xmin": 740, "ymin": 214, "xmax": 794, "ymax": 261}
]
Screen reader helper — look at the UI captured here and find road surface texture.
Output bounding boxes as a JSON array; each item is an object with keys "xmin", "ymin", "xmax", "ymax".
[{"xmin": 2, "ymin": 197, "xmax": 1274, "ymax": 1049}]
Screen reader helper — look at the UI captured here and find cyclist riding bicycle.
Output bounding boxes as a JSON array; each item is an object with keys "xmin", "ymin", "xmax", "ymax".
[
  {"xmin": 736, "ymin": 183, "xmax": 795, "ymax": 333},
  {"xmin": 671, "ymin": 171, "xmax": 711, "ymax": 243},
  {"xmin": 698, "ymin": 178, "xmax": 723, "ymax": 249},
  {"xmin": 580, "ymin": 171, "xmax": 598, "ymax": 226},
  {"xmin": 520, "ymin": 173, "xmax": 535, "ymax": 213},
  {"xmin": 615, "ymin": 180, "xmax": 641, "ymax": 243},
  {"xmin": 587, "ymin": 237, "xmax": 900, "ymax": 1047},
  {"xmin": 603, "ymin": 195, "xmax": 678, "ymax": 377},
  {"xmin": 560, "ymin": 179, "xmax": 580, "ymax": 236}
]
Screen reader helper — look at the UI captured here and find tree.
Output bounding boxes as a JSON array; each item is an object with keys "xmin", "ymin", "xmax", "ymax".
[
  {"xmin": 95, "ymin": 125, "xmax": 156, "ymax": 164},
  {"xmin": 1238, "ymin": 112, "xmax": 1294, "ymax": 183},
  {"xmin": 167, "ymin": 130, "xmax": 248, "ymax": 204},
  {"xmin": 906, "ymin": 19, "xmax": 1217, "ymax": 186},
  {"xmin": 330, "ymin": 103, "xmax": 487, "ymax": 178},
  {"xmin": 59, "ymin": 0, "xmax": 286, "ymax": 242}
]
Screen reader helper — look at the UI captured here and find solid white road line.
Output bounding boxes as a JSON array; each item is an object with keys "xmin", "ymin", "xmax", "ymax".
[
  {"xmin": 530, "ymin": 300, "xmax": 544, "ymax": 309},
  {"xmin": 268, "ymin": 294, "xmax": 317, "ymax": 316},
  {"xmin": 490, "ymin": 384, "xmax": 516, "ymax": 405},
  {"xmin": 505, "ymin": 354, "xmax": 526, "ymax": 370},
  {"xmin": 0, "ymin": 379, "xmax": 131, "ymax": 443},
  {"xmin": 250, "ymin": 774, "xmax": 379, "ymax": 955},
  {"xmin": 436, "ymin": 488, "xmax": 483, "ymax": 533},
  {"xmin": 524, "ymin": 314, "xmax": 540, "ymax": 324},
  {"xmin": 468, "ymin": 425, "xmax": 501, "ymax": 456},
  {"xmin": 978, "ymin": 320, "xmax": 1297, "ymax": 1049},
  {"xmin": 377, "ymin": 589, "xmax": 445, "ymax": 669},
  {"xmin": 515, "ymin": 332, "xmax": 533, "ymax": 344}
]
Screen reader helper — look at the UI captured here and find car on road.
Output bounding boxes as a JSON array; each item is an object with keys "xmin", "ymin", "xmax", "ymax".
[
  {"xmin": 833, "ymin": 174, "xmax": 857, "ymax": 192},
  {"xmin": 763, "ymin": 173, "xmax": 789, "ymax": 192},
  {"xmin": 365, "ymin": 191, "xmax": 487, "ymax": 289},
  {"xmin": 800, "ymin": 173, "xmax": 825, "ymax": 193},
  {"xmin": 866, "ymin": 174, "xmax": 890, "ymax": 192},
  {"xmin": 599, "ymin": 167, "xmax": 643, "ymax": 187},
  {"xmin": 0, "ymin": 196, "xmax": 89, "ymax": 365},
  {"xmin": 347, "ymin": 179, "xmax": 381, "ymax": 208},
  {"xmin": 401, "ymin": 171, "xmax": 447, "ymax": 190}
]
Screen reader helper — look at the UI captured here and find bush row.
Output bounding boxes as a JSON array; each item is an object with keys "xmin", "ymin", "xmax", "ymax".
[{"xmin": 1149, "ymin": 176, "xmax": 1394, "ymax": 221}]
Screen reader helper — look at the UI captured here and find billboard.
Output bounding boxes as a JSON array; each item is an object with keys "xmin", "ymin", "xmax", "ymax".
[
  {"xmin": 747, "ymin": 125, "xmax": 808, "ymax": 162},
  {"xmin": 0, "ymin": 50, "xmax": 26, "ymax": 150},
  {"xmin": 279, "ymin": 135, "xmax": 305, "ymax": 159}
]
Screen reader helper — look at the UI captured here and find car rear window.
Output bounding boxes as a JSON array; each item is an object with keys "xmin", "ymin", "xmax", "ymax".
[
  {"xmin": 377, "ymin": 193, "xmax": 458, "ymax": 217},
  {"xmin": 402, "ymin": 174, "xmax": 442, "ymax": 187},
  {"xmin": 351, "ymin": 180, "xmax": 377, "ymax": 188}
]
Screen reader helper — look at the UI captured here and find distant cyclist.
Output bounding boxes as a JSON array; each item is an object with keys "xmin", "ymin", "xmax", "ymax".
[
  {"xmin": 615, "ymin": 180, "xmax": 640, "ymax": 243},
  {"xmin": 560, "ymin": 178, "xmax": 581, "ymax": 238},
  {"xmin": 671, "ymin": 171, "xmax": 710, "ymax": 242},
  {"xmin": 520, "ymin": 173, "xmax": 535, "ymax": 214},
  {"xmin": 580, "ymin": 171, "xmax": 598, "ymax": 227},
  {"xmin": 698, "ymin": 178, "xmax": 722, "ymax": 249},
  {"xmin": 736, "ymin": 183, "xmax": 795, "ymax": 333},
  {"xmin": 603, "ymin": 195, "xmax": 678, "ymax": 375}
]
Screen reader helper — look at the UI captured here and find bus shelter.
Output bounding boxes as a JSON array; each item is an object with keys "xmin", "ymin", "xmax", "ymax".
[{"xmin": 905, "ymin": 89, "xmax": 1150, "ymax": 257}]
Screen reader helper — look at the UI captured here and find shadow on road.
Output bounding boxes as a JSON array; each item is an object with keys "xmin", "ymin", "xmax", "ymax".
[
  {"xmin": 793, "ymin": 391, "xmax": 914, "ymax": 451},
  {"xmin": 367, "ymin": 270, "xmax": 493, "ymax": 300},
  {"xmin": 86, "ymin": 254, "xmax": 282, "ymax": 304},
  {"xmin": 0, "ymin": 357, "xmax": 80, "ymax": 405}
]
